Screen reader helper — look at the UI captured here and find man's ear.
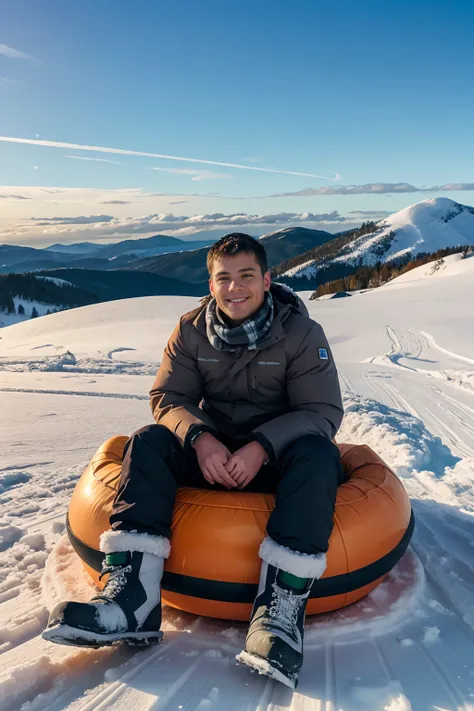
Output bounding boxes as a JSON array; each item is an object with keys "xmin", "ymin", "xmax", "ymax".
[
  {"xmin": 209, "ymin": 277, "xmax": 215, "ymax": 297},
  {"xmin": 263, "ymin": 271, "xmax": 271, "ymax": 291}
]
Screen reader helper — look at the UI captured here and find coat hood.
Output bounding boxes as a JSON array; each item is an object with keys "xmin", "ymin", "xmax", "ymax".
[{"xmin": 270, "ymin": 282, "xmax": 309, "ymax": 317}]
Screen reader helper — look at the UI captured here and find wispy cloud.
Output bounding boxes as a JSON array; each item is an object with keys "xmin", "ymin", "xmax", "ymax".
[
  {"xmin": 347, "ymin": 210, "xmax": 392, "ymax": 218},
  {"xmin": 0, "ymin": 76, "xmax": 14, "ymax": 83},
  {"xmin": 100, "ymin": 200, "xmax": 132, "ymax": 205},
  {"xmin": 0, "ymin": 135, "xmax": 338, "ymax": 179},
  {"xmin": 263, "ymin": 182, "xmax": 474, "ymax": 198},
  {"xmin": 64, "ymin": 155, "xmax": 121, "ymax": 165},
  {"xmin": 0, "ymin": 44, "xmax": 42, "ymax": 63},
  {"xmin": 0, "ymin": 193, "xmax": 31, "ymax": 200},
  {"xmin": 149, "ymin": 166, "xmax": 231, "ymax": 181},
  {"xmin": 32, "ymin": 215, "xmax": 115, "ymax": 226},
  {"xmin": 244, "ymin": 155, "xmax": 266, "ymax": 164}
]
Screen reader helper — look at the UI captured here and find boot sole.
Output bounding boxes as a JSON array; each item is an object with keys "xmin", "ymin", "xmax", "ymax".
[
  {"xmin": 42, "ymin": 623, "xmax": 163, "ymax": 649},
  {"xmin": 236, "ymin": 650, "xmax": 297, "ymax": 690}
]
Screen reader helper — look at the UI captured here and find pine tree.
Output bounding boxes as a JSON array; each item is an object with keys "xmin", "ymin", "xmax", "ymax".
[
  {"xmin": 31, "ymin": 306, "xmax": 39, "ymax": 318},
  {"xmin": 18, "ymin": 303, "xmax": 25, "ymax": 315}
]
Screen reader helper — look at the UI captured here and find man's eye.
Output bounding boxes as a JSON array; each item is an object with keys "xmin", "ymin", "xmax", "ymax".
[{"xmin": 242, "ymin": 274, "xmax": 253, "ymax": 279}]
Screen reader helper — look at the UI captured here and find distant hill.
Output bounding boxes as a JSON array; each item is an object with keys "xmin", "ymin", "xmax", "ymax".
[
  {"xmin": 259, "ymin": 226, "xmax": 334, "ymax": 263},
  {"xmin": 44, "ymin": 241, "xmax": 104, "ymax": 254},
  {"xmin": 0, "ymin": 235, "xmax": 212, "ymax": 274},
  {"xmin": 34, "ymin": 268, "xmax": 207, "ymax": 300}
]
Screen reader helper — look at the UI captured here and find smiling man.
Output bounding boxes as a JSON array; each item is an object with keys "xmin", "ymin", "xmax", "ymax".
[{"xmin": 43, "ymin": 233, "xmax": 345, "ymax": 689}]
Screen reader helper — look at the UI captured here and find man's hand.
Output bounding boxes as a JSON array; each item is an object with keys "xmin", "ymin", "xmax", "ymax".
[
  {"xmin": 193, "ymin": 432, "xmax": 237, "ymax": 489},
  {"xmin": 225, "ymin": 441, "xmax": 268, "ymax": 490}
]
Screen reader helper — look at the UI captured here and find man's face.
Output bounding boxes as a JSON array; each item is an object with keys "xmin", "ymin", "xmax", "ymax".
[{"xmin": 209, "ymin": 252, "xmax": 271, "ymax": 325}]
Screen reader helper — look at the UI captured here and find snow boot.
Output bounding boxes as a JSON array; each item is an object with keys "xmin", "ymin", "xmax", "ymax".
[
  {"xmin": 42, "ymin": 530, "xmax": 170, "ymax": 648},
  {"xmin": 236, "ymin": 536, "xmax": 327, "ymax": 689}
]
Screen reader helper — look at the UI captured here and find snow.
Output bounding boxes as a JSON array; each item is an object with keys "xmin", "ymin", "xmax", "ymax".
[
  {"xmin": 283, "ymin": 197, "xmax": 474, "ymax": 277},
  {"xmin": 35, "ymin": 276, "xmax": 74, "ymax": 288},
  {"xmin": 0, "ymin": 297, "xmax": 62, "ymax": 328},
  {"xmin": 1, "ymin": 254, "xmax": 474, "ymax": 709}
]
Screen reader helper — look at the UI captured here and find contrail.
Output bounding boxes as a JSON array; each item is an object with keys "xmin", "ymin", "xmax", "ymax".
[
  {"xmin": 0, "ymin": 44, "xmax": 43, "ymax": 63},
  {"xmin": 0, "ymin": 135, "xmax": 339, "ymax": 180}
]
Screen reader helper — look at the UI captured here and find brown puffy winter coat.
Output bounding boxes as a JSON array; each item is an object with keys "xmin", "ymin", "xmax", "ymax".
[{"xmin": 149, "ymin": 285, "xmax": 344, "ymax": 458}]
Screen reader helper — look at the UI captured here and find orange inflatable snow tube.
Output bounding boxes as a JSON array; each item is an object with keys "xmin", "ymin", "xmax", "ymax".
[{"xmin": 67, "ymin": 436, "xmax": 414, "ymax": 621}]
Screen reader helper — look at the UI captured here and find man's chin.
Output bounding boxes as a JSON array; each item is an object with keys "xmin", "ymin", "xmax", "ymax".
[{"xmin": 225, "ymin": 310, "xmax": 253, "ymax": 324}]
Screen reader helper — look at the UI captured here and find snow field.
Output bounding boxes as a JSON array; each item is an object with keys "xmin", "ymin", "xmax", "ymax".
[{"xmin": 0, "ymin": 255, "xmax": 473, "ymax": 709}]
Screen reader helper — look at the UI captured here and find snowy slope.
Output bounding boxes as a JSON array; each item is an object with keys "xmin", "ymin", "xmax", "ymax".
[
  {"xmin": 1, "ymin": 260, "xmax": 474, "ymax": 710},
  {"xmin": 0, "ymin": 297, "xmax": 64, "ymax": 328},
  {"xmin": 282, "ymin": 197, "xmax": 474, "ymax": 278}
]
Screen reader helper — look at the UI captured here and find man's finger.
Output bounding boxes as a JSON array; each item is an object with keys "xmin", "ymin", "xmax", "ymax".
[
  {"xmin": 201, "ymin": 467, "xmax": 215, "ymax": 485},
  {"xmin": 226, "ymin": 460, "xmax": 242, "ymax": 477},
  {"xmin": 224, "ymin": 456, "xmax": 236, "ymax": 472},
  {"xmin": 233, "ymin": 470, "xmax": 247, "ymax": 486},
  {"xmin": 208, "ymin": 463, "xmax": 233, "ymax": 489},
  {"xmin": 214, "ymin": 457, "xmax": 238, "ymax": 488}
]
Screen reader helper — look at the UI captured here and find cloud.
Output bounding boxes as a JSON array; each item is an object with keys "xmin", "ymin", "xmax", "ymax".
[
  {"xmin": 149, "ymin": 167, "xmax": 231, "ymax": 181},
  {"xmin": 347, "ymin": 210, "xmax": 393, "ymax": 218},
  {"xmin": 0, "ymin": 76, "xmax": 14, "ymax": 83},
  {"xmin": 0, "ymin": 135, "xmax": 337, "ymax": 180},
  {"xmin": 24, "ymin": 210, "xmax": 345, "ymax": 235},
  {"xmin": 0, "ymin": 193, "xmax": 31, "ymax": 200},
  {"xmin": 169, "ymin": 200, "xmax": 187, "ymax": 205},
  {"xmin": 64, "ymin": 155, "xmax": 121, "ymax": 165},
  {"xmin": 1, "ymin": 203, "xmax": 364, "ymax": 246},
  {"xmin": 263, "ymin": 182, "xmax": 474, "ymax": 198},
  {"xmin": 100, "ymin": 200, "xmax": 132, "ymax": 205},
  {"xmin": 0, "ymin": 44, "xmax": 42, "ymax": 63},
  {"xmin": 244, "ymin": 155, "xmax": 266, "ymax": 164},
  {"xmin": 32, "ymin": 215, "xmax": 114, "ymax": 225}
]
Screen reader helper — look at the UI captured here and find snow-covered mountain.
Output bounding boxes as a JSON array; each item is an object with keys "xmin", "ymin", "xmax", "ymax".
[
  {"xmin": 278, "ymin": 197, "xmax": 474, "ymax": 279},
  {"xmin": 1, "ymin": 254, "xmax": 474, "ymax": 710}
]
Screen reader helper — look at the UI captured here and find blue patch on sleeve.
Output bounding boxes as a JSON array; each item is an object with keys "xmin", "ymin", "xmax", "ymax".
[{"xmin": 318, "ymin": 347, "xmax": 329, "ymax": 360}]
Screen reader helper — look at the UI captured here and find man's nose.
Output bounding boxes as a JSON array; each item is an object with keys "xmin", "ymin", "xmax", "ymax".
[{"xmin": 228, "ymin": 280, "xmax": 243, "ymax": 291}]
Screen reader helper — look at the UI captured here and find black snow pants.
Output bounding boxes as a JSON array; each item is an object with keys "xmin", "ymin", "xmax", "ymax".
[{"xmin": 110, "ymin": 424, "xmax": 345, "ymax": 555}]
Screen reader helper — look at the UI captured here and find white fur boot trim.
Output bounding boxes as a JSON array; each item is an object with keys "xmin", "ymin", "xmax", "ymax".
[
  {"xmin": 100, "ymin": 530, "xmax": 171, "ymax": 559},
  {"xmin": 259, "ymin": 536, "xmax": 326, "ymax": 579}
]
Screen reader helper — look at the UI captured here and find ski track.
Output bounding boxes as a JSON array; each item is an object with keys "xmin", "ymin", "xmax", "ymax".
[{"xmin": 1, "ymin": 323, "xmax": 474, "ymax": 710}]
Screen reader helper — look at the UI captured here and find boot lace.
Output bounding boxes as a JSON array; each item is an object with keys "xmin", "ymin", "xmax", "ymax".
[
  {"xmin": 267, "ymin": 582, "xmax": 307, "ymax": 638},
  {"xmin": 99, "ymin": 563, "xmax": 132, "ymax": 597}
]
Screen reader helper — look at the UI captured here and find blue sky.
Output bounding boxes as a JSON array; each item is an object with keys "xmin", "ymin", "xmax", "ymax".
[{"xmin": 1, "ymin": 0, "xmax": 473, "ymax": 246}]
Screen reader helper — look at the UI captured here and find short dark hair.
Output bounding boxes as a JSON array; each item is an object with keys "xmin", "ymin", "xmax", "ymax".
[{"xmin": 206, "ymin": 233, "xmax": 269, "ymax": 276}]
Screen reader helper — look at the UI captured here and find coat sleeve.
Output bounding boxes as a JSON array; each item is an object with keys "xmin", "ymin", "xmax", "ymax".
[
  {"xmin": 252, "ymin": 322, "xmax": 344, "ymax": 458},
  {"xmin": 149, "ymin": 318, "xmax": 218, "ymax": 449}
]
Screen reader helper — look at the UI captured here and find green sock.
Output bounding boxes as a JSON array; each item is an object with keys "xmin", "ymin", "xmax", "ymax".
[
  {"xmin": 105, "ymin": 551, "xmax": 129, "ymax": 565},
  {"xmin": 277, "ymin": 569, "xmax": 309, "ymax": 590}
]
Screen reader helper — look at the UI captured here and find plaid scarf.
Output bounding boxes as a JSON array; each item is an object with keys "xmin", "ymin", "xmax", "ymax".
[{"xmin": 205, "ymin": 291, "xmax": 274, "ymax": 352}]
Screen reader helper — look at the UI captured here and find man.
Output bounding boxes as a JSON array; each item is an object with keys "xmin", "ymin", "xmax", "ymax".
[{"xmin": 43, "ymin": 233, "xmax": 345, "ymax": 689}]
